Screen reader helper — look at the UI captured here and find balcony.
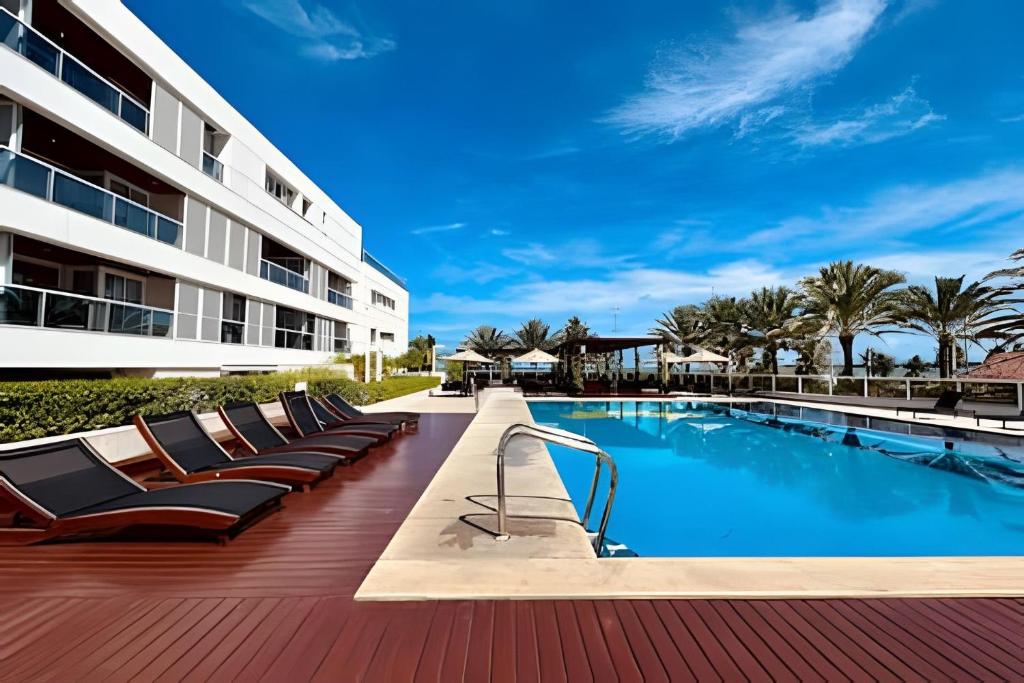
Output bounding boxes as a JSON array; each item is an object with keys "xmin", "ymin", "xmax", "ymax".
[
  {"xmin": 0, "ymin": 8, "xmax": 149, "ymax": 133},
  {"xmin": 260, "ymin": 258, "xmax": 309, "ymax": 294},
  {"xmin": 202, "ymin": 151, "xmax": 223, "ymax": 183},
  {"xmin": 0, "ymin": 147, "xmax": 183, "ymax": 247},
  {"xmin": 327, "ymin": 288, "xmax": 353, "ymax": 309},
  {"xmin": 362, "ymin": 249, "xmax": 407, "ymax": 290},
  {"xmin": 0, "ymin": 283, "xmax": 173, "ymax": 338}
]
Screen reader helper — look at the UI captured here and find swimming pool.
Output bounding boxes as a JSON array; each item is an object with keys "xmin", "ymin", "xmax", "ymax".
[{"xmin": 528, "ymin": 400, "xmax": 1024, "ymax": 557}]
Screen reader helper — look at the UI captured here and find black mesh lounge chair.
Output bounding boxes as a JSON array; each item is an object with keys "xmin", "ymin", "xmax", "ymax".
[
  {"xmin": 895, "ymin": 390, "xmax": 973, "ymax": 419},
  {"xmin": 0, "ymin": 438, "xmax": 288, "ymax": 545},
  {"xmin": 307, "ymin": 396, "xmax": 399, "ymax": 441},
  {"xmin": 279, "ymin": 392, "xmax": 398, "ymax": 444},
  {"xmin": 134, "ymin": 411, "xmax": 339, "ymax": 489},
  {"xmin": 975, "ymin": 408, "xmax": 1024, "ymax": 430},
  {"xmin": 323, "ymin": 393, "xmax": 419, "ymax": 427},
  {"xmin": 217, "ymin": 402, "xmax": 378, "ymax": 460}
]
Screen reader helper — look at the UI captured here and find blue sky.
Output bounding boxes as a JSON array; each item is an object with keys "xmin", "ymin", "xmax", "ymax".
[{"xmin": 126, "ymin": 0, "xmax": 1024, "ymax": 362}]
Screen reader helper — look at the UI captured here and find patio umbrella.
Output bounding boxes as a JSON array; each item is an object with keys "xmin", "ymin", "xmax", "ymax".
[
  {"xmin": 443, "ymin": 350, "xmax": 495, "ymax": 394},
  {"xmin": 514, "ymin": 348, "xmax": 560, "ymax": 380},
  {"xmin": 678, "ymin": 349, "xmax": 730, "ymax": 364}
]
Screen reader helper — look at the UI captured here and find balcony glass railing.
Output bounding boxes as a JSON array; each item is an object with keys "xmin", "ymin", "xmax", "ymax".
[
  {"xmin": 0, "ymin": 284, "xmax": 173, "ymax": 338},
  {"xmin": 0, "ymin": 8, "xmax": 150, "ymax": 133},
  {"xmin": 0, "ymin": 147, "xmax": 183, "ymax": 247},
  {"xmin": 202, "ymin": 151, "xmax": 223, "ymax": 182},
  {"xmin": 362, "ymin": 249, "xmax": 407, "ymax": 290},
  {"xmin": 259, "ymin": 259, "xmax": 310, "ymax": 294},
  {"xmin": 327, "ymin": 288, "xmax": 353, "ymax": 309}
]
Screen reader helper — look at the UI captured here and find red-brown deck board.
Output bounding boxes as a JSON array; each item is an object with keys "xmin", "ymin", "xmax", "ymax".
[{"xmin": 1, "ymin": 412, "xmax": 1023, "ymax": 681}]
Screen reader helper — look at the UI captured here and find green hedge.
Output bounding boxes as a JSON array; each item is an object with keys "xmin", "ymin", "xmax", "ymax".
[{"xmin": 0, "ymin": 373, "xmax": 439, "ymax": 444}]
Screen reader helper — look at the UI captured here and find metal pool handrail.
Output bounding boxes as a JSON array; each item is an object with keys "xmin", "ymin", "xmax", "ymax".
[{"xmin": 495, "ymin": 423, "xmax": 618, "ymax": 555}]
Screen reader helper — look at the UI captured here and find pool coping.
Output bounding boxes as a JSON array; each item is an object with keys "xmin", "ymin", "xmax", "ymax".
[{"xmin": 356, "ymin": 391, "xmax": 1024, "ymax": 601}]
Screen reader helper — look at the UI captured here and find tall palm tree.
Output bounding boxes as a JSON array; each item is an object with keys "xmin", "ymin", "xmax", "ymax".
[
  {"xmin": 651, "ymin": 304, "xmax": 703, "ymax": 346},
  {"xmin": 982, "ymin": 248, "xmax": 1024, "ymax": 350},
  {"xmin": 899, "ymin": 276, "xmax": 1013, "ymax": 377},
  {"xmin": 742, "ymin": 286, "xmax": 800, "ymax": 374},
  {"xmin": 797, "ymin": 261, "xmax": 906, "ymax": 376},
  {"xmin": 513, "ymin": 318, "xmax": 564, "ymax": 351},
  {"xmin": 463, "ymin": 325, "xmax": 512, "ymax": 355}
]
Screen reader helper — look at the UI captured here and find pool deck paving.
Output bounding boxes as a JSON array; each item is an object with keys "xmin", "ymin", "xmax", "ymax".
[{"xmin": 0, "ymin": 391, "xmax": 1022, "ymax": 679}]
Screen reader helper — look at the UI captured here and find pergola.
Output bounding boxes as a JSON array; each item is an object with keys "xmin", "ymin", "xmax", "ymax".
[{"xmin": 554, "ymin": 336, "xmax": 668, "ymax": 394}]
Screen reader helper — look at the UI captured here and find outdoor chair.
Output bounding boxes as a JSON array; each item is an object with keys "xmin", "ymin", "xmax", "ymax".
[
  {"xmin": 217, "ymin": 402, "xmax": 378, "ymax": 461},
  {"xmin": 0, "ymin": 438, "xmax": 288, "ymax": 544},
  {"xmin": 322, "ymin": 393, "xmax": 420, "ymax": 427},
  {"xmin": 974, "ymin": 408, "xmax": 1024, "ymax": 430},
  {"xmin": 309, "ymin": 396, "xmax": 398, "ymax": 441},
  {"xmin": 895, "ymin": 390, "xmax": 973, "ymax": 420},
  {"xmin": 134, "ymin": 411, "xmax": 339, "ymax": 489},
  {"xmin": 280, "ymin": 392, "xmax": 403, "ymax": 444}
]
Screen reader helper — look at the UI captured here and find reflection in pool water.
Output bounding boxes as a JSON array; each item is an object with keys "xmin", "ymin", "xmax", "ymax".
[{"xmin": 528, "ymin": 401, "xmax": 1024, "ymax": 557}]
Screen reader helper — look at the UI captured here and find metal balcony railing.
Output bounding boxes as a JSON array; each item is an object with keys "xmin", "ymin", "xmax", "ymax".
[
  {"xmin": 362, "ymin": 249, "xmax": 406, "ymax": 290},
  {"xmin": 0, "ymin": 283, "xmax": 174, "ymax": 338},
  {"xmin": 201, "ymin": 151, "xmax": 223, "ymax": 182},
  {"xmin": 327, "ymin": 288, "xmax": 353, "ymax": 309},
  {"xmin": 0, "ymin": 8, "xmax": 150, "ymax": 134},
  {"xmin": 259, "ymin": 259, "xmax": 309, "ymax": 294},
  {"xmin": 0, "ymin": 147, "xmax": 183, "ymax": 247}
]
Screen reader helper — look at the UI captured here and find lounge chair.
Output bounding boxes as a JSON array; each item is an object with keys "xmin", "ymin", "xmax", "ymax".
[
  {"xmin": 308, "ymin": 396, "xmax": 399, "ymax": 441},
  {"xmin": 217, "ymin": 402, "xmax": 379, "ymax": 461},
  {"xmin": 134, "ymin": 410, "xmax": 339, "ymax": 489},
  {"xmin": 0, "ymin": 438, "xmax": 288, "ymax": 544},
  {"xmin": 322, "ymin": 393, "xmax": 419, "ymax": 427},
  {"xmin": 279, "ymin": 392, "xmax": 399, "ymax": 444},
  {"xmin": 895, "ymin": 390, "xmax": 973, "ymax": 419},
  {"xmin": 974, "ymin": 408, "xmax": 1024, "ymax": 430}
]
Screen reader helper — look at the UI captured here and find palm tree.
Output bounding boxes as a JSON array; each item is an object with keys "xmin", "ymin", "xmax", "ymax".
[
  {"xmin": 463, "ymin": 325, "xmax": 512, "ymax": 355},
  {"xmin": 513, "ymin": 318, "xmax": 564, "ymax": 351},
  {"xmin": 898, "ymin": 276, "xmax": 1012, "ymax": 377},
  {"xmin": 797, "ymin": 261, "xmax": 906, "ymax": 376},
  {"xmin": 982, "ymin": 248, "xmax": 1024, "ymax": 350},
  {"xmin": 742, "ymin": 286, "xmax": 800, "ymax": 374},
  {"xmin": 651, "ymin": 304, "xmax": 703, "ymax": 346}
]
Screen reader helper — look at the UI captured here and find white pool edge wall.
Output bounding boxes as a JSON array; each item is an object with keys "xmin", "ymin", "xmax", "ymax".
[{"xmin": 356, "ymin": 390, "xmax": 1024, "ymax": 600}]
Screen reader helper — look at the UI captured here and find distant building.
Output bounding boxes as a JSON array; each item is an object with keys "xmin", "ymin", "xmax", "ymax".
[
  {"xmin": 0, "ymin": 0, "xmax": 408, "ymax": 377},
  {"xmin": 963, "ymin": 352, "xmax": 1024, "ymax": 381}
]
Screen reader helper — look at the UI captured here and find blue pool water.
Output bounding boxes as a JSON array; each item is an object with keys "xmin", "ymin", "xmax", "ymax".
[{"xmin": 528, "ymin": 401, "xmax": 1024, "ymax": 557}]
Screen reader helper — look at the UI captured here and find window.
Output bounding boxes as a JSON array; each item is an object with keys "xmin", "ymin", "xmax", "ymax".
[
  {"xmin": 108, "ymin": 178, "xmax": 149, "ymax": 207},
  {"xmin": 372, "ymin": 290, "xmax": 396, "ymax": 310},
  {"xmin": 274, "ymin": 306, "xmax": 314, "ymax": 350},
  {"xmin": 334, "ymin": 321, "xmax": 350, "ymax": 352},
  {"xmin": 380, "ymin": 332, "xmax": 395, "ymax": 342},
  {"xmin": 104, "ymin": 273, "xmax": 143, "ymax": 304},
  {"xmin": 302, "ymin": 198, "xmax": 312, "ymax": 216},
  {"xmin": 221, "ymin": 292, "xmax": 246, "ymax": 344},
  {"xmin": 265, "ymin": 169, "xmax": 295, "ymax": 206}
]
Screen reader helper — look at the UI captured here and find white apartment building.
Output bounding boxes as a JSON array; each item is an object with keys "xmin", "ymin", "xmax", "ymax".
[{"xmin": 0, "ymin": 0, "xmax": 409, "ymax": 378}]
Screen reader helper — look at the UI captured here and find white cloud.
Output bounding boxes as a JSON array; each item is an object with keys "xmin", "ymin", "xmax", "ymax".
[
  {"xmin": 1001, "ymin": 113, "xmax": 1024, "ymax": 124},
  {"xmin": 744, "ymin": 167, "xmax": 1024, "ymax": 248},
  {"xmin": 411, "ymin": 222, "xmax": 466, "ymax": 235},
  {"xmin": 433, "ymin": 261, "xmax": 518, "ymax": 285},
  {"xmin": 241, "ymin": 0, "xmax": 395, "ymax": 61},
  {"xmin": 415, "ymin": 260, "xmax": 787, "ymax": 317},
  {"xmin": 606, "ymin": 0, "xmax": 887, "ymax": 140},
  {"xmin": 490, "ymin": 229, "xmax": 511, "ymax": 236},
  {"xmin": 501, "ymin": 239, "xmax": 638, "ymax": 268},
  {"xmin": 791, "ymin": 86, "xmax": 944, "ymax": 147}
]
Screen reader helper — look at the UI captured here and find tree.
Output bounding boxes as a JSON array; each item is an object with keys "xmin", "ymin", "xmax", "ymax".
[
  {"xmin": 651, "ymin": 304, "xmax": 703, "ymax": 346},
  {"xmin": 896, "ymin": 275, "xmax": 1010, "ymax": 378},
  {"xmin": 463, "ymin": 325, "xmax": 512, "ymax": 354},
  {"xmin": 742, "ymin": 286, "xmax": 800, "ymax": 375},
  {"xmin": 561, "ymin": 316, "xmax": 591, "ymax": 394},
  {"xmin": 980, "ymin": 248, "xmax": 1024, "ymax": 349},
  {"xmin": 513, "ymin": 318, "xmax": 564, "ymax": 351},
  {"xmin": 903, "ymin": 354, "xmax": 928, "ymax": 377},
  {"xmin": 796, "ymin": 261, "xmax": 906, "ymax": 376},
  {"xmin": 859, "ymin": 349, "xmax": 896, "ymax": 377},
  {"xmin": 794, "ymin": 337, "xmax": 832, "ymax": 375}
]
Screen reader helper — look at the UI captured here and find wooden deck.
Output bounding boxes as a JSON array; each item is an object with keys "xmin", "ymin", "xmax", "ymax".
[{"xmin": 1, "ymin": 413, "xmax": 1022, "ymax": 681}]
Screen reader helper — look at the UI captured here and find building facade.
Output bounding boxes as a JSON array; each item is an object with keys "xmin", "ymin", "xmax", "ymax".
[{"xmin": 0, "ymin": 0, "xmax": 408, "ymax": 377}]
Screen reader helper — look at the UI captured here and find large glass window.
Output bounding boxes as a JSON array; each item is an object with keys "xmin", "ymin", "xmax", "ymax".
[
  {"xmin": 221, "ymin": 292, "xmax": 246, "ymax": 344},
  {"xmin": 274, "ymin": 306, "xmax": 314, "ymax": 350},
  {"xmin": 372, "ymin": 290, "xmax": 396, "ymax": 310},
  {"xmin": 334, "ymin": 321, "xmax": 350, "ymax": 352},
  {"xmin": 265, "ymin": 170, "xmax": 295, "ymax": 206}
]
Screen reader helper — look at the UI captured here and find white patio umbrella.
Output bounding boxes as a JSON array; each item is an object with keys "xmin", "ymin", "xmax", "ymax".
[
  {"xmin": 678, "ymin": 349, "xmax": 730, "ymax": 364},
  {"xmin": 514, "ymin": 348, "xmax": 560, "ymax": 379}
]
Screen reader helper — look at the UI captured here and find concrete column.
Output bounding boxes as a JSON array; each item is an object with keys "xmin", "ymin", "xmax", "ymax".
[
  {"xmin": 364, "ymin": 346, "xmax": 371, "ymax": 383},
  {"xmin": 375, "ymin": 348, "xmax": 383, "ymax": 382},
  {"xmin": 0, "ymin": 232, "xmax": 12, "ymax": 284}
]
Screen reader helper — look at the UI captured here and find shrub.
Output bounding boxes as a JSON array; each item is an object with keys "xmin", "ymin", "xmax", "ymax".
[{"xmin": 0, "ymin": 373, "xmax": 439, "ymax": 444}]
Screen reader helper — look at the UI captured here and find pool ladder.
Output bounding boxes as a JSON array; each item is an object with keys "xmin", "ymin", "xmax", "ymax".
[{"xmin": 494, "ymin": 423, "xmax": 618, "ymax": 555}]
